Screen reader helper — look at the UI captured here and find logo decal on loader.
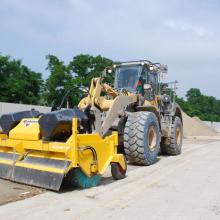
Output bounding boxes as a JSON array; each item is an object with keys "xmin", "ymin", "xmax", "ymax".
[{"xmin": 23, "ymin": 119, "xmax": 38, "ymax": 127}]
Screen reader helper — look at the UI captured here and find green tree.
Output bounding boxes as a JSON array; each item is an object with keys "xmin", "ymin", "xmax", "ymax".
[
  {"xmin": 177, "ymin": 88, "xmax": 220, "ymax": 122},
  {"xmin": 68, "ymin": 54, "xmax": 113, "ymax": 87},
  {"xmin": 175, "ymin": 96, "xmax": 192, "ymax": 113},
  {"xmin": 44, "ymin": 55, "xmax": 74, "ymax": 107},
  {"xmin": 0, "ymin": 54, "xmax": 43, "ymax": 104},
  {"xmin": 44, "ymin": 54, "xmax": 113, "ymax": 107},
  {"xmin": 186, "ymin": 88, "xmax": 202, "ymax": 105}
]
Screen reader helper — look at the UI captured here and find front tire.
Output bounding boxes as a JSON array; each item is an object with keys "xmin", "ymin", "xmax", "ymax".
[
  {"xmin": 124, "ymin": 112, "xmax": 160, "ymax": 165},
  {"xmin": 111, "ymin": 155, "xmax": 127, "ymax": 180}
]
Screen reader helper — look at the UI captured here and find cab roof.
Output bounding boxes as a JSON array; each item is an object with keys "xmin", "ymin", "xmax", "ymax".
[{"xmin": 114, "ymin": 60, "xmax": 168, "ymax": 74}]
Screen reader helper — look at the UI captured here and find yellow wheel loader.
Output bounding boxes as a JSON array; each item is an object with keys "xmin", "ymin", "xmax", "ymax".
[
  {"xmin": 77, "ymin": 60, "xmax": 183, "ymax": 162},
  {"xmin": 0, "ymin": 60, "xmax": 183, "ymax": 190}
]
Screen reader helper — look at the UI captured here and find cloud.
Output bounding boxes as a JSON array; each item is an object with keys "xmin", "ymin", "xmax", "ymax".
[
  {"xmin": 163, "ymin": 19, "xmax": 214, "ymax": 37},
  {"xmin": 0, "ymin": 0, "xmax": 220, "ymax": 98}
]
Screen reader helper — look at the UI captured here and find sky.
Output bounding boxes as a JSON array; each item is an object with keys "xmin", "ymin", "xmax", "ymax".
[{"xmin": 0, "ymin": 0, "xmax": 220, "ymax": 98}]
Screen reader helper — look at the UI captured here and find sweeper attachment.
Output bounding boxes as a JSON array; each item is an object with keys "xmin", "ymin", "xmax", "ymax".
[{"xmin": 0, "ymin": 109, "xmax": 126, "ymax": 191}]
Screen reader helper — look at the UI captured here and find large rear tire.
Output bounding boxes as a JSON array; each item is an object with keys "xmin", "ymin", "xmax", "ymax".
[
  {"xmin": 161, "ymin": 116, "xmax": 183, "ymax": 155},
  {"xmin": 124, "ymin": 112, "xmax": 160, "ymax": 165}
]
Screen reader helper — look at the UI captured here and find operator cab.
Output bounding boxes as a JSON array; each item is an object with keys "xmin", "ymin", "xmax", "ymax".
[
  {"xmin": 114, "ymin": 63, "xmax": 160, "ymax": 99},
  {"xmin": 114, "ymin": 65, "xmax": 142, "ymax": 93}
]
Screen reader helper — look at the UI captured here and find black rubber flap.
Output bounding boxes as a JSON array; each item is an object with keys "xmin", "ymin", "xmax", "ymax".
[
  {"xmin": 0, "ymin": 110, "xmax": 40, "ymax": 134},
  {"xmin": 12, "ymin": 166, "xmax": 65, "ymax": 191},
  {"xmin": 39, "ymin": 109, "xmax": 88, "ymax": 141}
]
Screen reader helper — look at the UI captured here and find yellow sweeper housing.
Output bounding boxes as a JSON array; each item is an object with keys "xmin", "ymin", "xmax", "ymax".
[{"xmin": 0, "ymin": 111, "xmax": 126, "ymax": 191}]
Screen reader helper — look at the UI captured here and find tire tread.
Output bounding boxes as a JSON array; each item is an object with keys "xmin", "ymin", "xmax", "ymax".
[{"xmin": 124, "ymin": 112, "xmax": 159, "ymax": 165}]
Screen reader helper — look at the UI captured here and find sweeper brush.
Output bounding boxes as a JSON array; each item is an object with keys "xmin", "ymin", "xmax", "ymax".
[{"xmin": 0, "ymin": 109, "xmax": 126, "ymax": 191}]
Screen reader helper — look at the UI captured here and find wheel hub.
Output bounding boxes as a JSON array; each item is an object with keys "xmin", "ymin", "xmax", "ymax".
[{"xmin": 176, "ymin": 127, "xmax": 181, "ymax": 145}]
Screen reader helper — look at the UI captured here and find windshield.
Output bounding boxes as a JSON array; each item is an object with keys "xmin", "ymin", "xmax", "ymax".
[{"xmin": 114, "ymin": 65, "xmax": 142, "ymax": 91}]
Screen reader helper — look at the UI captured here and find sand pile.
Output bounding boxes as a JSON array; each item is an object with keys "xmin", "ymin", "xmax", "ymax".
[{"xmin": 182, "ymin": 111, "xmax": 218, "ymax": 137}]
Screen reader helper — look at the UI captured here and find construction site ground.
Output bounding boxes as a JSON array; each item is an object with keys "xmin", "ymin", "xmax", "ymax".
[{"xmin": 0, "ymin": 137, "xmax": 220, "ymax": 220}]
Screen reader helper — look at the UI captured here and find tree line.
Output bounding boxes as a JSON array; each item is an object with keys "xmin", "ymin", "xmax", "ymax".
[
  {"xmin": 176, "ymin": 89, "xmax": 220, "ymax": 122},
  {"xmin": 0, "ymin": 54, "xmax": 219, "ymax": 121}
]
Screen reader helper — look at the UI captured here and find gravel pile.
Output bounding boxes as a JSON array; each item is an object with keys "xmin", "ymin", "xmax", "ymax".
[{"xmin": 182, "ymin": 111, "xmax": 218, "ymax": 137}]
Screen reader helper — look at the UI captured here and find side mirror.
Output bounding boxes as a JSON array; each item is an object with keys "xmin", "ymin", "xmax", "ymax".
[{"xmin": 144, "ymin": 84, "xmax": 152, "ymax": 91}]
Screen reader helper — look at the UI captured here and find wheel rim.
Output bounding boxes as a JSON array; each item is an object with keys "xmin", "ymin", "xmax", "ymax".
[
  {"xmin": 148, "ymin": 125, "xmax": 157, "ymax": 152},
  {"xmin": 176, "ymin": 127, "xmax": 181, "ymax": 145}
]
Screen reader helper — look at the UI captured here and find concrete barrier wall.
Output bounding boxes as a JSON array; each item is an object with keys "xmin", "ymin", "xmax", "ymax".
[
  {"xmin": 0, "ymin": 102, "xmax": 51, "ymax": 116},
  {"xmin": 204, "ymin": 121, "xmax": 220, "ymax": 133}
]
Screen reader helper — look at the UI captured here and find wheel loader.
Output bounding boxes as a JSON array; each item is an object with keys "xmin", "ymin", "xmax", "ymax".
[{"xmin": 0, "ymin": 59, "xmax": 183, "ymax": 191}]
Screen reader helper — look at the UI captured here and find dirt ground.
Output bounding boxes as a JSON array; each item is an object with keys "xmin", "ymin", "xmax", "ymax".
[{"xmin": 0, "ymin": 179, "xmax": 43, "ymax": 206}]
